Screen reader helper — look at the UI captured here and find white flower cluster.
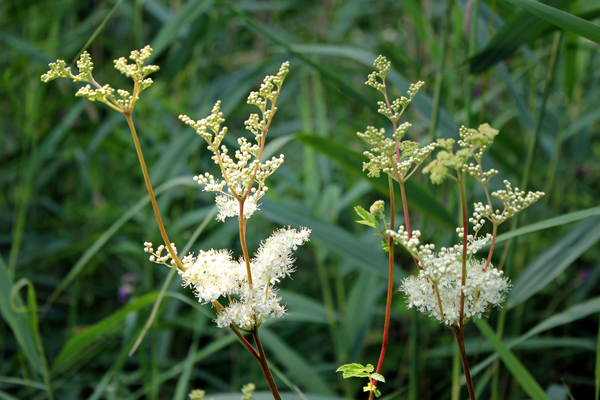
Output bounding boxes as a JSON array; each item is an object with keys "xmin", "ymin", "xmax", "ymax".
[
  {"xmin": 400, "ymin": 255, "xmax": 510, "ymax": 326},
  {"xmin": 214, "ymin": 194, "xmax": 259, "ymax": 222},
  {"xmin": 178, "ymin": 227, "xmax": 311, "ymax": 329}
]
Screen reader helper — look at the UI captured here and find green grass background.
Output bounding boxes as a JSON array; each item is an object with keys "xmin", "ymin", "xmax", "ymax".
[{"xmin": 2, "ymin": 0, "xmax": 600, "ymax": 399}]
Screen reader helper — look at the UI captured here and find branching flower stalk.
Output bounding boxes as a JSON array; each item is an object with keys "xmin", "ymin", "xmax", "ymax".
[
  {"xmin": 341, "ymin": 56, "xmax": 436, "ymax": 399},
  {"xmin": 391, "ymin": 124, "xmax": 545, "ymax": 400},
  {"xmin": 341, "ymin": 56, "xmax": 545, "ymax": 400},
  {"xmin": 43, "ymin": 48, "xmax": 310, "ymax": 400},
  {"xmin": 41, "ymin": 46, "xmax": 184, "ymax": 271}
]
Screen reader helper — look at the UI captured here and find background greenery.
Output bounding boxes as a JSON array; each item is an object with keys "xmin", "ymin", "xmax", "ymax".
[{"xmin": 2, "ymin": 0, "xmax": 600, "ymax": 399}]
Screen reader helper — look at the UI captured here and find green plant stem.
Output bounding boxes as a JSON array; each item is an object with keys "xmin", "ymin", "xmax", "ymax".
[
  {"xmin": 252, "ymin": 328, "xmax": 282, "ymax": 400},
  {"xmin": 124, "ymin": 113, "xmax": 184, "ymax": 271}
]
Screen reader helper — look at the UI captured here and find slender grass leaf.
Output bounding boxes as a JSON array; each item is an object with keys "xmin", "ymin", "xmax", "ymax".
[
  {"xmin": 208, "ymin": 393, "xmax": 348, "ymax": 400},
  {"xmin": 173, "ymin": 315, "xmax": 205, "ymax": 400},
  {"xmin": 260, "ymin": 328, "xmax": 335, "ymax": 396},
  {"xmin": 495, "ymin": 207, "xmax": 600, "ymax": 243},
  {"xmin": 344, "ymin": 270, "xmax": 386, "ymax": 361},
  {"xmin": 469, "ymin": 0, "xmax": 572, "ymax": 74},
  {"xmin": 0, "ymin": 377, "xmax": 46, "ymax": 390},
  {"xmin": 44, "ymin": 176, "xmax": 196, "ymax": 311},
  {"xmin": 261, "ymin": 199, "xmax": 405, "ymax": 283},
  {"xmin": 506, "ymin": 0, "xmax": 600, "ymax": 44},
  {"xmin": 124, "ymin": 334, "xmax": 238, "ymax": 400},
  {"xmin": 471, "ymin": 297, "xmax": 600, "ymax": 378},
  {"xmin": 288, "ymin": 44, "xmax": 458, "ymax": 135},
  {"xmin": 0, "ymin": 390, "xmax": 20, "ymax": 400},
  {"xmin": 507, "ymin": 216, "xmax": 600, "ymax": 309},
  {"xmin": 150, "ymin": 0, "xmax": 213, "ymax": 60},
  {"xmin": 0, "ymin": 258, "xmax": 44, "ymax": 376},
  {"xmin": 295, "ymin": 134, "xmax": 457, "ymax": 228},
  {"xmin": 475, "ymin": 319, "xmax": 549, "ymax": 400},
  {"xmin": 278, "ymin": 290, "xmax": 329, "ymax": 324},
  {"xmin": 596, "ymin": 314, "xmax": 600, "ymax": 400},
  {"xmin": 51, "ymin": 292, "xmax": 162, "ymax": 376}
]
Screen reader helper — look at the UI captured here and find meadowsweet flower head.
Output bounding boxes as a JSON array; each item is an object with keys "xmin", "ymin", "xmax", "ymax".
[
  {"xmin": 177, "ymin": 227, "xmax": 311, "ymax": 329},
  {"xmin": 400, "ymin": 257, "xmax": 510, "ymax": 326}
]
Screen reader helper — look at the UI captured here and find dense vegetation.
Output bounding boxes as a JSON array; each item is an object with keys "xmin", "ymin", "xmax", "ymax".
[{"xmin": 2, "ymin": 1, "xmax": 600, "ymax": 399}]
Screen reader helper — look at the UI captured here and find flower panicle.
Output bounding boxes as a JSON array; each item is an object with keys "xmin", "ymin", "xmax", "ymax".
[
  {"xmin": 41, "ymin": 45, "xmax": 158, "ymax": 111},
  {"xmin": 177, "ymin": 227, "xmax": 311, "ymax": 329},
  {"xmin": 179, "ymin": 63, "xmax": 290, "ymax": 223}
]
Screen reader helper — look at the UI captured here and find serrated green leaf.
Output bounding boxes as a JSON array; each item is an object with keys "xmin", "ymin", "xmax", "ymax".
[
  {"xmin": 355, "ymin": 205, "xmax": 379, "ymax": 229},
  {"xmin": 365, "ymin": 363, "xmax": 374, "ymax": 373},
  {"xmin": 371, "ymin": 373, "xmax": 386, "ymax": 383},
  {"xmin": 336, "ymin": 363, "xmax": 365, "ymax": 372},
  {"xmin": 337, "ymin": 363, "xmax": 370, "ymax": 379}
]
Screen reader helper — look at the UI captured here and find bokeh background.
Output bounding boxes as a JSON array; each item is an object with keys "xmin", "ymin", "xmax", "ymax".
[{"xmin": 2, "ymin": 0, "xmax": 600, "ymax": 399}]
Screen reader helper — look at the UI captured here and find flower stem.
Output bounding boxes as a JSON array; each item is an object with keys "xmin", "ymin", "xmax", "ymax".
[
  {"xmin": 452, "ymin": 328, "xmax": 476, "ymax": 400},
  {"xmin": 371, "ymin": 175, "xmax": 397, "ymax": 400},
  {"xmin": 252, "ymin": 328, "xmax": 282, "ymax": 400},
  {"xmin": 124, "ymin": 113, "xmax": 184, "ymax": 271}
]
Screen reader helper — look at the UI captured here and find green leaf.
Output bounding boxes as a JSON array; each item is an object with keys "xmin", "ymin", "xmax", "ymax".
[
  {"xmin": 336, "ymin": 363, "xmax": 369, "ymax": 379},
  {"xmin": 259, "ymin": 328, "xmax": 334, "ymax": 396},
  {"xmin": 150, "ymin": 0, "xmax": 213, "ymax": 60},
  {"xmin": 469, "ymin": 0, "xmax": 572, "ymax": 74},
  {"xmin": 371, "ymin": 373, "xmax": 386, "ymax": 383},
  {"xmin": 475, "ymin": 319, "xmax": 549, "ymax": 400},
  {"xmin": 506, "ymin": 0, "xmax": 600, "ymax": 44},
  {"xmin": 355, "ymin": 205, "xmax": 379, "ymax": 229},
  {"xmin": 495, "ymin": 206, "xmax": 600, "ymax": 243},
  {"xmin": 43, "ymin": 176, "xmax": 196, "ymax": 311},
  {"xmin": 596, "ymin": 314, "xmax": 600, "ymax": 400},
  {"xmin": 51, "ymin": 292, "xmax": 162, "ymax": 376},
  {"xmin": 0, "ymin": 258, "xmax": 44, "ymax": 376},
  {"xmin": 470, "ymin": 297, "xmax": 600, "ymax": 378}
]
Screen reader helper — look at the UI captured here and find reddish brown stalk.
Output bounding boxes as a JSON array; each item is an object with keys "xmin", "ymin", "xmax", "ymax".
[
  {"xmin": 370, "ymin": 176, "xmax": 396, "ymax": 400},
  {"xmin": 252, "ymin": 328, "xmax": 282, "ymax": 400},
  {"xmin": 452, "ymin": 327, "xmax": 476, "ymax": 400},
  {"xmin": 455, "ymin": 175, "xmax": 476, "ymax": 400}
]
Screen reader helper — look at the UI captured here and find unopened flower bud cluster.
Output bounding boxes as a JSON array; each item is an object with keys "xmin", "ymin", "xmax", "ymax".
[
  {"xmin": 143, "ymin": 241, "xmax": 178, "ymax": 268},
  {"xmin": 359, "ymin": 56, "xmax": 432, "ymax": 184},
  {"xmin": 41, "ymin": 45, "xmax": 158, "ymax": 111},
  {"xmin": 474, "ymin": 180, "xmax": 545, "ymax": 224},
  {"xmin": 180, "ymin": 63, "xmax": 290, "ymax": 222}
]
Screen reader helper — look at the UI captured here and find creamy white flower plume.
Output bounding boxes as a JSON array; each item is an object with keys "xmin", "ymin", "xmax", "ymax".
[
  {"xmin": 178, "ymin": 227, "xmax": 311, "ymax": 328},
  {"xmin": 400, "ymin": 256, "xmax": 510, "ymax": 326}
]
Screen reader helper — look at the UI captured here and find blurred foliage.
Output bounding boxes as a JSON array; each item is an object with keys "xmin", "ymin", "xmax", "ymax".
[{"xmin": 1, "ymin": 0, "xmax": 600, "ymax": 399}]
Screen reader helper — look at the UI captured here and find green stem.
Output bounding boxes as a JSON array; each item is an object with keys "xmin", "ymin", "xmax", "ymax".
[{"xmin": 124, "ymin": 113, "xmax": 184, "ymax": 271}]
